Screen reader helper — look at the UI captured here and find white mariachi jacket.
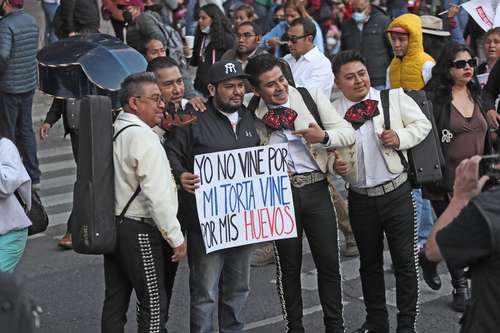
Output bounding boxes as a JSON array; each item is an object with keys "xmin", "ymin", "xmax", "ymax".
[{"xmin": 332, "ymin": 87, "xmax": 432, "ymax": 185}]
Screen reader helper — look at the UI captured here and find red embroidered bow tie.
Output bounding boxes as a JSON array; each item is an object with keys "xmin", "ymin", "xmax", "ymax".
[
  {"xmin": 262, "ymin": 107, "xmax": 298, "ymax": 130},
  {"xmin": 344, "ymin": 99, "xmax": 379, "ymax": 130}
]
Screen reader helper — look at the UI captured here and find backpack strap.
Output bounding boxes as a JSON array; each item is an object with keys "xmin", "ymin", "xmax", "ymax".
[
  {"xmin": 247, "ymin": 95, "xmax": 260, "ymax": 115},
  {"xmin": 113, "ymin": 124, "xmax": 142, "ymax": 218},
  {"xmin": 297, "ymin": 87, "xmax": 323, "ymax": 129},
  {"xmin": 113, "ymin": 124, "xmax": 139, "ymax": 140},
  {"xmin": 380, "ymin": 89, "xmax": 409, "ymax": 171}
]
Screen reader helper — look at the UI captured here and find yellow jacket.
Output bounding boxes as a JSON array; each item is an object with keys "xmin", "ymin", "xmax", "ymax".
[{"xmin": 388, "ymin": 14, "xmax": 435, "ymax": 90}]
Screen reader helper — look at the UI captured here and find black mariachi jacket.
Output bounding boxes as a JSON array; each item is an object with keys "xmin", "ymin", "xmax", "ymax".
[{"xmin": 165, "ymin": 99, "xmax": 260, "ymax": 230}]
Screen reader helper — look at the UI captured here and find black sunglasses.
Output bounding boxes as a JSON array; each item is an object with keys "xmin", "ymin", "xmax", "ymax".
[
  {"xmin": 450, "ymin": 58, "xmax": 477, "ymax": 69},
  {"xmin": 285, "ymin": 34, "xmax": 311, "ymax": 43}
]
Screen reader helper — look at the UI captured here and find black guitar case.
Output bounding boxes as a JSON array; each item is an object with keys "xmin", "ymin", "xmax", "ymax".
[{"xmin": 72, "ymin": 95, "xmax": 115, "ymax": 254}]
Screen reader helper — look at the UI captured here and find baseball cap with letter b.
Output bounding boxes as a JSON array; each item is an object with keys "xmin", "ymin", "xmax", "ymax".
[{"xmin": 208, "ymin": 60, "xmax": 249, "ymax": 84}]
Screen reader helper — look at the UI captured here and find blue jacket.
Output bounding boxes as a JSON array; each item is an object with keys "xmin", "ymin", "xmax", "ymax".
[
  {"xmin": 260, "ymin": 20, "xmax": 324, "ymax": 57},
  {"xmin": 0, "ymin": 9, "xmax": 39, "ymax": 94}
]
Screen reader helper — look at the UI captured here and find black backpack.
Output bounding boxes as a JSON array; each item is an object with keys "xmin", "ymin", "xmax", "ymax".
[{"xmin": 381, "ymin": 89, "xmax": 444, "ymax": 188}]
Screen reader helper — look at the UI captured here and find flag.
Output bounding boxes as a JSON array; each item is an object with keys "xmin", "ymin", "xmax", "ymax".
[{"xmin": 462, "ymin": 0, "xmax": 494, "ymax": 31}]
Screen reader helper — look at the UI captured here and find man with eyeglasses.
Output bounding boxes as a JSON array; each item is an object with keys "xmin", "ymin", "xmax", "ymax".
[
  {"xmin": 102, "ymin": 72, "xmax": 186, "ymax": 332},
  {"xmin": 283, "ymin": 17, "xmax": 334, "ymax": 98},
  {"xmin": 222, "ymin": 21, "xmax": 267, "ymax": 70},
  {"xmin": 165, "ymin": 60, "xmax": 260, "ymax": 332}
]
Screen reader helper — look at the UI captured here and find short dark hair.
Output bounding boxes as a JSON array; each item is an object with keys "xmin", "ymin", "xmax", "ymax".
[
  {"xmin": 236, "ymin": 21, "xmax": 262, "ymax": 36},
  {"xmin": 147, "ymin": 56, "xmax": 180, "ymax": 74},
  {"xmin": 245, "ymin": 53, "xmax": 280, "ymax": 88},
  {"xmin": 119, "ymin": 72, "xmax": 157, "ymax": 107},
  {"xmin": 289, "ymin": 17, "xmax": 316, "ymax": 40},
  {"xmin": 234, "ymin": 4, "xmax": 255, "ymax": 19},
  {"xmin": 331, "ymin": 50, "xmax": 367, "ymax": 76}
]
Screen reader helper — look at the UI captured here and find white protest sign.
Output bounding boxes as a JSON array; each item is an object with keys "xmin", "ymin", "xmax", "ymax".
[
  {"xmin": 194, "ymin": 144, "xmax": 297, "ymax": 253},
  {"xmin": 462, "ymin": 0, "xmax": 495, "ymax": 31},
  {"xmin": 477, "ymin": 72, "xmax": 489, "ymax": 88}
]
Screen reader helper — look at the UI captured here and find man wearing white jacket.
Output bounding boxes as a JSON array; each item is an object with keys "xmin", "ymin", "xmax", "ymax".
[
  {"xmin": 101, "ymin": 72, "xmax": 186, "ymax": 332},
  {"xmin": 331, "ymin": 51, "xmax": 431, "ymax": 333}
]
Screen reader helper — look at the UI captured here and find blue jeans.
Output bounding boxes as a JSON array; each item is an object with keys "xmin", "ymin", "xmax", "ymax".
[
  {"xmin": 41, "ymin": 1, "xmax": 59, "ymax": 45},
  {"xmin": 0, "ymin": 228, "xmax": 28, "ymax": 272},
  {"xmin": 413, "ymin": 189, "xmax": 434, "ymax": 249},
  {"xmin": 443, "ymin": 0, "xmax": 469, "ymax": 44},
  {"xmin": 185, "ymin": 0, "xmax": 198, "ymax": 36},
  {"xmin": 188, "ymin": 230, "xmax": 253, "ymax": 333},
  {"xmin": 0, "ymin": 90, "xmax": 41, "ymax": 184}
]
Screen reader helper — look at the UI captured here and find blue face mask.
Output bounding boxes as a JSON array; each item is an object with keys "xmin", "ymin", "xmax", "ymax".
[
  {"xmin": 352, "ymin": 11, "xmax": 367, "ymax": 23},
  {"xmin": 201, "ymin": 26, "xmax": 211, "ymax": 34}
]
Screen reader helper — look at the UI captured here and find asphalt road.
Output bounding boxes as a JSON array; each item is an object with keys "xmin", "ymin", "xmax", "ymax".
[{"xmin": 14, "ymin": 3, "xmax": 463, "ymax": 332}]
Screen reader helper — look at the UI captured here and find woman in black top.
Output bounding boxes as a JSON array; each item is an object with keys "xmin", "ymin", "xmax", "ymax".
[
  {"xmin": 424, "ymin": 42, "xmax": 490, "ymax": 313},
  {"xmin": 190, "ymin": 4, "xmax": 234, "ymax": 96}
]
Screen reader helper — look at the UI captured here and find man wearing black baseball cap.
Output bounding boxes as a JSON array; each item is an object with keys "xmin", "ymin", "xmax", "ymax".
[{"xmin": 165, "ymin": 59, "xmax": 259, "ymax": 332}]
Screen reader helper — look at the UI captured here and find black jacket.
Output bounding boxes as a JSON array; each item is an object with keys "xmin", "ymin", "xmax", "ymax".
[
  {"xmin": 340, "ymin": 6, "xmax": 392, "ymax": 87},
  {"xmin": 190, "ymin": 32, "xmax": 234, "ymax": 96},
  {"xmin": 482, "ymin": 60, "xmax": 500, "ymax": 113},
  {"xmin": 58, "ymin": 0, "xmax": 99, "ymax": 36},
  {"xmin": 165, "ymin": 99, "xmax": 260, "ymax": 230}
]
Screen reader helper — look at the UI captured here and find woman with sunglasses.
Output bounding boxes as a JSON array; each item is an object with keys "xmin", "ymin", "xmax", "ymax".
[
  {"xmin": 260, "ymin": 0, "xmax": 324, "ymax": 58},
  {"xmin": 423, "ymin": 42, "xmax": 491, "ymax": 313}
]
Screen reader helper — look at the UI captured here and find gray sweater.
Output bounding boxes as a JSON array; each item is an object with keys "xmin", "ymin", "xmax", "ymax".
[{"xmin": 0, "ymin": 9, "xmax": 39, "ymax": 94}]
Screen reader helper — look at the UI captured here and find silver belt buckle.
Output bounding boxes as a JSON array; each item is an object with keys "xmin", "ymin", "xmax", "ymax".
[{"xmin": 291, "ymin": 175, "xmax": 307, "ymax": 188}]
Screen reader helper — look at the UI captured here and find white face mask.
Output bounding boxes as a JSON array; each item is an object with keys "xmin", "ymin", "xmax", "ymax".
[
  {"xmin": 201, "ymin": 26, "xmax": 211, "ymax": 34},
  {"xmin": 327, "ymin": 37, "xmax": 338, "ymax": 47},
  {"xmin": 352, "ymin": 11, "xmax": 367, "ymax": 23}
]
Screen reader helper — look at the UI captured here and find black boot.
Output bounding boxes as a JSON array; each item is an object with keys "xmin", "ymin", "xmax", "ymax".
[
  {"xmin": 449, "ymin": 266, "xmax": 468, "ymax": 313},
  {"xmin": 418, "ymin": 248, "xmax": 441, "ymax": 290}
]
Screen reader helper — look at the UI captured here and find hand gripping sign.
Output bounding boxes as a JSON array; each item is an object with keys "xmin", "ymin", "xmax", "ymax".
[{"xmin": 194, "ymin": 144, "xmax": 297, "ymax": 253}]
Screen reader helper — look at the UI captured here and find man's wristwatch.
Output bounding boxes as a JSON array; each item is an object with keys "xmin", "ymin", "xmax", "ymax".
[{"xmin": 321, "ymin": 131, "xmax": 329, "ymax": 144}]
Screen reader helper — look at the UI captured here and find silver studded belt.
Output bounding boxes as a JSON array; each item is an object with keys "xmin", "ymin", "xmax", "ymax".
[
  {"xmin": 290, "ymin": 171, "xmax": 327, "ymax": 188},
  {"xmin": 349, "ymin": 173, "xmax": 408, "ymax": 197}
]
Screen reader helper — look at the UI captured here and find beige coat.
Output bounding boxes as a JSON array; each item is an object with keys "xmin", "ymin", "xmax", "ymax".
[
  {"xmin": 332, "ymin": 87, "xmax": 432, "ymax": 184},
  {"xmin": 250, "ymin": 86, "xmax": 356, "ymax": 173}
]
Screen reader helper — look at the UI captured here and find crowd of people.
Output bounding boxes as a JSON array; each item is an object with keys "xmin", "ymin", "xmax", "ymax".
[{"xmin": 1, "ymin": 0, "xmax": 500, "ymax": 332}]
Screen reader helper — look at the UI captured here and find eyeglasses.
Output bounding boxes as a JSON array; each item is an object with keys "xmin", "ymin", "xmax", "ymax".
[
  {"xmin": 285, "ymin": 34, "xmax": 310, "ymax": 43},
  {"xmin": 235, "ymin": 33, "xmax": 257, "ymax": 40},
  {"xmin": 450, "ymin": 58, "xmax": 477, "ymax": 69},
  {"xmin": 134, "ymin": 94, "xmax": 165, "ymax": 105}
]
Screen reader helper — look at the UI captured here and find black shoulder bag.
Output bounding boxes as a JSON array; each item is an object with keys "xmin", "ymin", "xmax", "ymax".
[{"xmin": 380, "ymin": 89, "xmax": 444, "ymax": 188}]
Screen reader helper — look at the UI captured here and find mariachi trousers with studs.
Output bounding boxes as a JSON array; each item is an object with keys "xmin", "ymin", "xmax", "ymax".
[{"xmin": 101, "ymin": 217, "xmax": 178, "ymax": 333}]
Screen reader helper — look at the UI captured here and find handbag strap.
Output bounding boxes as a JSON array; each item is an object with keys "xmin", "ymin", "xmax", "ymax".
[
  {"xmin": 113, "ymin": 124, "xmax": 142, "ymax": 219},
  {"xmin": 380, "ymin": 89, "xmax": 409, "ymax": 171},
  {"xmin": 14, "ymin": 190, "xmax": 28, "ymax": 211}
]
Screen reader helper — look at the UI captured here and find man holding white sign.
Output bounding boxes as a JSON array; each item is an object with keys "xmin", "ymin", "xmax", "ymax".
[
  {"xmin": 245, "ymin": 53, "xmax": 356, "ymax": 333},
  {"xmin": 165, "ymin": 60, "xmax": 260, "ymax": 333}
]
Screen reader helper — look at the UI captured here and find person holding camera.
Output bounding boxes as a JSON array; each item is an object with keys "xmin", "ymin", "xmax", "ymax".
[
  {"xmin": 425, "ymin": 155, "xmax": 500, "ymax": 333},
  {"xmin": 421, "ymin": 42, "xmax": 491, "ymax": 312}
]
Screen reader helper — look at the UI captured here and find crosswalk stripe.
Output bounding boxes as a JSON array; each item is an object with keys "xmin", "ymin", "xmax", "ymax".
[
  {"xmin": 38, "ymin": 145, "xmax": 73, "ymax": 159},
  {"xmin": 41, "ymin": 192, "xmax": 73, "ymax": 208},
  {"xmin": 48, "ymin": 212, "xmax": 72, "ymax": 227},
  {"xmin": 40, "ymin": 160, "xmax": 76, "ymax": 173},
  {"xmin": 41, "ymin": 174, "xmax": 76, "ymax": 190}
]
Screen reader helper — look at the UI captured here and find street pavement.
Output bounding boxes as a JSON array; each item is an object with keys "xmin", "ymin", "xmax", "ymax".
[{"xmin": 14, "ymin": 3, "xmax": 462, "ymax": 333}]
